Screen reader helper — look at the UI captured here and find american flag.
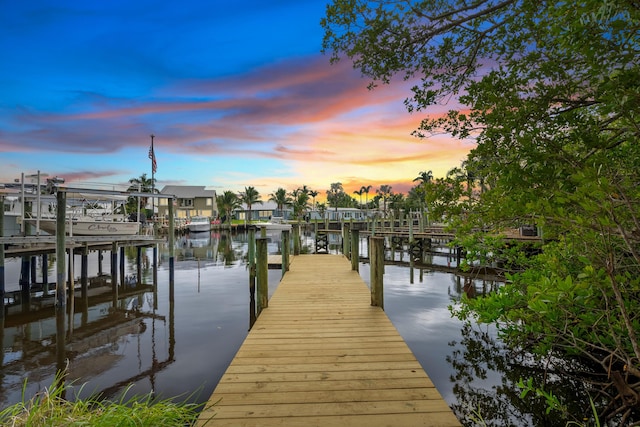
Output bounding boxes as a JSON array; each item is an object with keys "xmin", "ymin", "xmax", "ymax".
[{"xmin": 148, "ymin": 142, "xmax": 157, "ymax": 174}]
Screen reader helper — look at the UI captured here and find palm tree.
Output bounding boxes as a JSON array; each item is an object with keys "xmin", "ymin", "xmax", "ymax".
[
  {"xmin": 238, "ymin": 186, "xmax": 262, "ymax": 225},
  {"xmin": 309, "ymin": 190, "xmax": 319, "ymax": 211},
  {"xmin": 361, "ymin": 185, "xmax": 372, "ymax": 216},
  {"xmin": 413, "ymin": 170, "xmax": 433, "ymax": 222},
  {"xmin": 291, "ymin": 191, "xmax": 310, "ymax": 222},
  {"xmin": 389, "ymin": 193, "xmax": 405, "ymax": 218},
  {"xmin": 127, "ymin": 173, "xmax": 157, "ymax": 213},
  {"xmin": 376, "ymin": 185, "xmax": 392, "ymax": 216},
  {"xmin": 268, "ymin": 188, "xmax": 292, "ymax": 218},
  {"xmin": 216, "ymin": 190, "xmax": 241, "ymax": 226},
  {"xmin": 413, "ymin": 170, "xmax": 433, "ymax": 185},
  {"xmin": 327, "ymin": 182, "xmax": 345, "ymax": 213},
  {"xmin": 353, "ymin": 188, "xmax": 363, "ymax": 208}
]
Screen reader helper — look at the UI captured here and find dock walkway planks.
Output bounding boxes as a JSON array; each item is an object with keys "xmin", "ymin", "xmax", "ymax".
[{"xmin": 197, "ymin": 254, "xmax": 461, "ymax": 427}]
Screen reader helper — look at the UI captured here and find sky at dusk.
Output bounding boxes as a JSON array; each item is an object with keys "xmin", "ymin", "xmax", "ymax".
[{"xmin": 1, "ymin": 0, "xmax": 474, "ymax": 199}]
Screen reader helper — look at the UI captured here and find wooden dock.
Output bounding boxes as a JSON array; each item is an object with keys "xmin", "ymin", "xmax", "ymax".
[{"xmin": 197, "ymin": 255, "xmax": 460, "ymax": 426}]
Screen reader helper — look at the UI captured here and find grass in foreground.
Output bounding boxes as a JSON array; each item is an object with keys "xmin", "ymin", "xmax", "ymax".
[{"xmin": 0, "ymin": 378, "xmax": 207, "ymax": 427}]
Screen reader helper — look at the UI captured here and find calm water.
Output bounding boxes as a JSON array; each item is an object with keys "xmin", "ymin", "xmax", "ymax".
[{"xmin": 0, "ymin": 230, "xmax": 582, "ymax": 426}]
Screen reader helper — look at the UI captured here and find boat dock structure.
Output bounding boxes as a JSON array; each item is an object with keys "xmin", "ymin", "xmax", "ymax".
[{"xmin": 197, "ymin": 254, "xmax": 461, "ymax": 427}]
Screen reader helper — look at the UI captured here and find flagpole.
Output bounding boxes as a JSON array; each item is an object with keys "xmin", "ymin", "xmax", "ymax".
[{"xmin": 150, "ymin": 134, "xmax": 155, "ymax": 223}]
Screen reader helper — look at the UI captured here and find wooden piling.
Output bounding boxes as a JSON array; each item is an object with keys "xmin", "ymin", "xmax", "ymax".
[
  {"xmin": 248, "ymin": 227, "xmax": 257, "ymax": 329},
  {"xmin": 42, "ymin": 253, "xmax": 48, "ymax": 295},
  {"xmin": 281, "ymin": 229, "xmax": 290, "ymax": 277},
  {"xmin": 168, "ymin": 198, "xmax": 175, "ymax": 298},
  {"xmin": 111, "ymin": 242, "xmax": 118, "ymax": 306},
  {"xmin": 153, "ymin": 244, "xmax": 158, "ymax": 310},
  {"xmin": 350, "ymin": 228, "xmax": 359, "ymax": 272},
  {"xmin": 256, "ymin": 237, "xmax": 268, "ymax": 315},
  {"xmin": 119, "ymin": 246, "xmax": 125, "ymax": 288},
  {"xmin": 81, "ymin": 244, "xmax": 88, "ymax": 303},
  {"xmin": 370, "ymin": 236, "xmax": 384, "ymax": 309},
  {"xmin": 55, "ymin": 191, "xmax": 66, "ymax": 308},
  {"xmin": 293, "ymin": 224, "xmax": 300, "ymax": 256},
  {"xmin": 0, "ymin": 197, "xmax": 4, "ymax": 318}
]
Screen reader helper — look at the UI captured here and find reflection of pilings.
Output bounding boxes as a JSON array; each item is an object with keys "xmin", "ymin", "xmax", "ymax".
[
  {"xmin": 55, "ymin": 308, "xmax": 67, "ymax": 388},
  {"xmin": 136, "ymin": 247, "xmax": 142, "ymax": 286},
  {"xmin": 92, "ymin": 303, "xmax": 175, "ymax": 401},
  {"xmin": 169, "ymin": 292, "xmax": 175, "ymax": 361}
]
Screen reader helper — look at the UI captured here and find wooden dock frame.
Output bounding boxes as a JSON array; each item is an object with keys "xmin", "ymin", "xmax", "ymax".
[{"xmin": 197, "ymin": 255, "xmax": 461, "ymax": 426}]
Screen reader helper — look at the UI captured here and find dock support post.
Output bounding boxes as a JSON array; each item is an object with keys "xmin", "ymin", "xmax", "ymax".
[
  {"xmin": 282, "ymin": 229, "xmax": 290, "ymax": 277},
  {"xmin": 0, "ymin": 198, "xmax": 4, "ymax": 318},
  {"xmin": 81, "ymin": 244, "xmax": 88, "ymax": 303},
  {"xmin": 19, "ymin": 257, "xmax": 30, "ymax": 303},
  {"xmin": 153, "ymin": 244, "xmax": 158, "ymax": 310},
  {"xmin": 351, "ymin": 229, "xmax": 359, "ymax": 272},
  {"xmin": 97, "ymin": 250, "xmax": 103, "ymax": 276},
  {"xmin": 111, "ymin": 242, "xmax": 118, "ymax": 305},
  {"xmin": 30, "ymin": 256, "xmax": 37, "ymax": 286},
  {"xmin": 119, "ymin": 246, "xmax": 125, "ymax": 288},
  {"xmin": 55, "ymin": 190, "xmax": 66, "ymax": 308},
  {"xmin": 248, "ymin": 227, "xmax": 256, "ymax": 329},
  {"xmin": 409, "ymin": 216, "xmax": 414, "ymax": 242},
  {"xmin": 42, "ymin": 253, "xmax": 48, "ymax": 295},
  {"xmin": 293, "ymin": 224, "xmax": 300, "ymax": 256},
  {"xmin": 256, "ymin": 237, "xmax": 268, "ymax": 316},
  {"xmin": 168, "ymin": 198, "xmax": 175, "ymax": 299},
  {"xmin": 370, "ymin": 236, "xmax": 384, "ymax": 309}
]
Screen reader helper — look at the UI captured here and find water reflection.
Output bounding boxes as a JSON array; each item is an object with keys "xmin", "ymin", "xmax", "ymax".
[
  {"xmin": 447, "ymin": 322, "xmax": 594, "ymax": 426},
  {"xmin": 0, "ymin": 230, "xmax": 285, "ymax": 409}
]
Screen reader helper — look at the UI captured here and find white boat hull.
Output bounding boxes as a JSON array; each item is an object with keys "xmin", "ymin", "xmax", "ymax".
[
  {"xmin": 186, "ymin": 216, "xmax": 211, "ymax": 233},
  {"xmin": 187, "ymin": 223, "xmax": 211, "ymax": 232},
  {"xmin": 36, "ymin": 219, "xmax": 140, "ymax": 236}
]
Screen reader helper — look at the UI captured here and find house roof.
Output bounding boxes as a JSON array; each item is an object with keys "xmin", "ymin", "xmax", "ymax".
[{"xmin": 160, "ymin": 185, "xmax": 217, "ymax": 198}]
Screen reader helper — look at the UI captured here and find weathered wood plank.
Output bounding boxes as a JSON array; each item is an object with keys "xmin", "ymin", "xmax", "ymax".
[{"xmin": 197, "ymin": 254, "xmax": 461, "ymax": 426}]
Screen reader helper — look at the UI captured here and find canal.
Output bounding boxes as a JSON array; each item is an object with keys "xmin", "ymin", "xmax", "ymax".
[{"xmin": 1, "ymin": 229, "xmax": 587, "ymax": 426}]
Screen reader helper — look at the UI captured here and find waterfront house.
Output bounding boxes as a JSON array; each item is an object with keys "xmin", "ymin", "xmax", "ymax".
[
  {"xmin": 158, "ymin": 186, "xmax": 218, "ymax": 220},
  {"xmin": 312, "ymin": 207, "xmax": 368, "ymax": 221},
  {"xmin": 235, "ymin": 201, "xmax": 293, "ymax": 222}
]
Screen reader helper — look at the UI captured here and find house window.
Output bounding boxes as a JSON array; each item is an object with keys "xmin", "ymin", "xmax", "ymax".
[
  {"xmin": 206, "ymin": 198, "xmax": 212, "ymax": 206},
  {"xmin": 180, "ymin": 199, "xmax": 194, "ymax": 207}
]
